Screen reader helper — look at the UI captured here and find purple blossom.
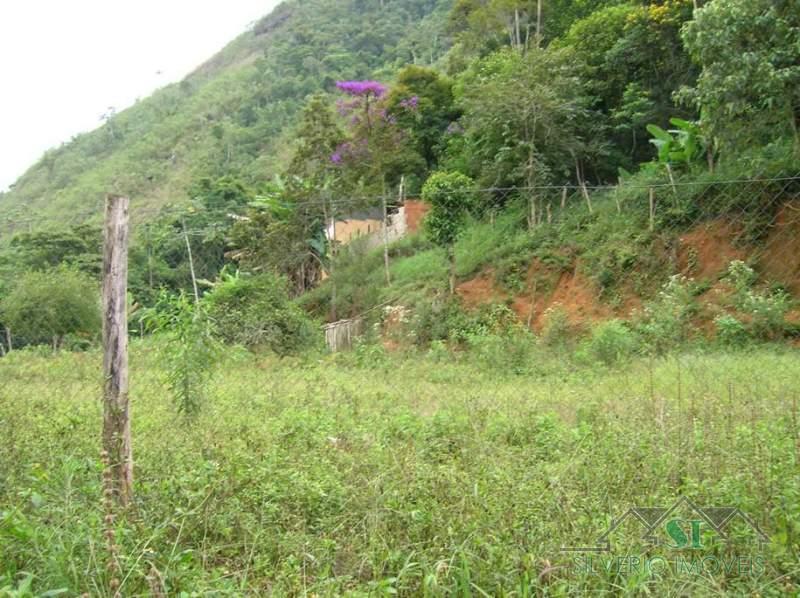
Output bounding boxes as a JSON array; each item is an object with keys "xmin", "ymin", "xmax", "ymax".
[
  {"xmin": 335, "ymin": 80, "xmax": 387, "ymax": 98},
  {"xmin": 446, "ymin": 121, "xmax": 464, "ymax": 136},
  {"xmin": 399, "ymin": 95, "xmax": 419, "ymax": 109},
  {"xmin": 336, "ymin": 97, "xmax": 360, "ymax": 116},
  {"xmin": 330, "ymin": 151, "xmax": 343, "ymax": 164}
]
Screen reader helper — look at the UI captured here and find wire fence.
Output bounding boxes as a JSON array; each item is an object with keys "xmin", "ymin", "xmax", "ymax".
[
  {"xmin": 2, "ymin": 176, "xmax": 800, "ymax": 594},
  {"xmin": 3, "ymin": 173, "xmax": 799, "ymax": 239},
  {"xmin": 2, "ymin": 174, "xmax": 799, "ymax": 310}
]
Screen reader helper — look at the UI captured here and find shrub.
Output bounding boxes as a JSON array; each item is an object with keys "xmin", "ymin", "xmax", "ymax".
[
  {"xmin": 714, "ymin": 314, "xmax": 749, "ymax": 346},
  {"xmin": 203, "ymin": 272, "xmax": 319, "ymax": 354},
  {"xmin": 637, "ymin": 275, "xmax": 697, "ymax": 353},
  {"xmin": 724, "ymin": 260, "xmax": 791, "ymax": 341},
  {"xmin": 411, "ymin": 300, "xmax": 516, "ymax": 347},
  {"xmin": 0, "ymin": 267, "xmax": 100, "ymax": 350},
  {"xmin": 540, "ymin": 304, "xmax": 572, "ymax": 348},
  {"xmin": 727, "ymin": 260, "xmax": 757, "ymax": 295},
  {"xmin": 465, "ymin": 328, "xmax": 536, "ymax": 374},
  {"xmin": 741, "ymin": 290, "xmax": 791, "ymax": 341},
  {"xmin": 582, "ymin": 319, "xmax": 640, "ymax": 365},
  {"xmin": 143, "ymin": 292, "xmax": 220, "ymax": 416},
  {"xmin": 410, "ymin": 299, "xmax": 465, "ymax": 346}
]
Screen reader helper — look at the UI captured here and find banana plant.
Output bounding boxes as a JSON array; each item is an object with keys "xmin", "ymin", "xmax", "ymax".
[
  {"xmin": 249, "ymin": 174, "xmax": 295, "ymax": 218},
  {"xmin": 646, "ymin": 118, "xmax": 705, "ymax": 167}
]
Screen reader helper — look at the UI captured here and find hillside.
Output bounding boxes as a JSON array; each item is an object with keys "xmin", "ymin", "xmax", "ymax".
[
  {"xmin": 3, "ymin": 2, "xmax": 800, "ymax": 594},
  {"xmin": 0, "ymin": 0, "xmax": 451, "ymax": 239}
]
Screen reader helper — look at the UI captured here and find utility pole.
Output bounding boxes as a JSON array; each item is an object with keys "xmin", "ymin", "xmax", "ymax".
[
  {"xmin": 382, "ymin": 177, "xmax": 400, "ymax": 286},
  {"xmin": 536, "ymin": 0, "xmax": 543, "ymax": 47},
  {"xmin": 102, "ymin": 195, "xmax": 133, "ymax": 508},
  {"xmin": 182, "ymin": 219, "xmax": 199, "ymax": 304},
  {"xmin": 323, "ymin": 193, "xmax": 338, "ymax": 322},
  {"xmin": 146, "ymin": 224, "xmax": 154, "ymax": 289}
]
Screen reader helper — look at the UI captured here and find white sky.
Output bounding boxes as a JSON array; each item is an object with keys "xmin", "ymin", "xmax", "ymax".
[{"xmin": 0, "ymin": 0, "xmax": 281, "ymax": 191}]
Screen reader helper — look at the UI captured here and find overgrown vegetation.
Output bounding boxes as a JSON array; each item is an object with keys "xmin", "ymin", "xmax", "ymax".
[
  {"xmin": 2, "ymin": 343, "xmax": 799, "ymax": 594},
  {"xmin": 1, "ymin": 1, "xmax": 800, "ymax": 594}
]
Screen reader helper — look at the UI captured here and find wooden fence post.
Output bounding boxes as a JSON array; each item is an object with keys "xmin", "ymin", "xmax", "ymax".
[
  {"xmin": 528, "ymin": 195, "xmax": 536, "ymax": 230},
  {"xmin": 102, "ymin": 195, "xmax": 133, "ymax": 508},
  {"xmin": 649, "ymin": 187, "xmax": 656, "ymax": 232},
  {"xmin": 582, "ymin": 183, "xmax": 593, "ymax": 214}
]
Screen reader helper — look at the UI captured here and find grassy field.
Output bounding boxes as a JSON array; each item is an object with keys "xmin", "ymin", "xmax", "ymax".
[{"xmin": 1, "ymin": 341, "xmax": 799, "ymax": 596}]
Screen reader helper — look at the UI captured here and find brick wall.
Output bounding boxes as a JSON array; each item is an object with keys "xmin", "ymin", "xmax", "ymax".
[{"xmin": 403, "ymin": 199, "xmax": 430, "ymax": 233}]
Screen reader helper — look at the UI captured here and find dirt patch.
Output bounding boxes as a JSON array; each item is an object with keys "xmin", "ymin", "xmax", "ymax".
[
  {"xmin": 677, "ymin": 219, "xmax": 746, "ymax": 281},
  {"xmin": 403, "ymin": 200, "xmax": 431, "ymax": 234},
  {"xmin": 758, "ymin": 201, "xmax": 800, "ymax": 294},
  {"xmin": 451, "ymin": 206, "xmax": 800, "ymax": 337},
  {"xmin": 459, "ymin": 261, "xmax": 627, "ymax": 333},
  {"xmin": 456, "ymin": 269, "xmax": 507, "ymax": 308},
  {"xmin": 538, "ymin": 269, "xmax": 614, "ymax": 331}
]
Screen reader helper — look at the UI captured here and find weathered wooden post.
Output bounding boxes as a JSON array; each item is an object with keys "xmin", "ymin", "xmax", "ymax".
[
  {"xmin": 649, "ymin": 187, "xmax": 656, "ymax": 232},
  {"xmin": 102, "ymin": 195, "xmax": 133, "ymax": 507},
  {"xmin": 581, "ymin": 182, "xmax": 593, "ymax": 214}
]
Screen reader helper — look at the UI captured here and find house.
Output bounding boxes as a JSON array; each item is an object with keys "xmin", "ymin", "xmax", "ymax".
[
  {"xmin": 325, "ymin": 207, "xmax": 384, "ymax": 246},
  {"xmin": 325, "ymin": 199, "xmax": 430, "ymax": 249},
  {"xmin": 402, "ymin": 199, "xmax": 430, "ymax": 234}
]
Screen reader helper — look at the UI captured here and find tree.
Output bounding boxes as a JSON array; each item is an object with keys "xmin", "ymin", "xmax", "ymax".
[
  {"xmin": 560, "ymin": 1, "xmax": 697, "ymax": 171},
  {"xmin": 229, "ymin": 177, "xmax": 329, "ymax": 295},
  {"xmin": 287, "ymin": 94, "xmax": 345, "ymax": 189},
  {"xmin": 448, "ymin": 0, "xmax": 625, "ymax": 57},
  {"xmin": 130, "ymin": 176, "xmax": 252, "ymax": 304},
  {"xmin": 331, "ymin": 79, "xmax": 425, "ymax": 194},
  {"xmin": 0, "ymin": 268, "xmax": 100, "ymax": 350},
  {"xmin": 385, "ymin": 66, "xmax": 461, "ymax": 180},
  {"xmin": 10, "ymin": 224, "xmax": 102, "ymax": 277},
  {"xmin": 680, "ymin": 0, "xmax": 800, "ymax": 151},
  {"xmin": 229, "ymin": 96, "xmax": 345, "ymax": 295},
  {"xmin": 454, "ymin": 46, "xmax": 595, "ymax": 189},
  {"xmin": 421, "ymin": 171, "xmax": 475, "ymax": 294}
]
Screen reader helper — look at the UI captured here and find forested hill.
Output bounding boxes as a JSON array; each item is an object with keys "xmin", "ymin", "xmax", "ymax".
[{"xmin": 0, "ymin": 0, "xmax": 452, "ymax": 238}]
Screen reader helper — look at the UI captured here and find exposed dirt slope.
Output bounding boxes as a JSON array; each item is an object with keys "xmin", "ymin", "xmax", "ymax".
[{"xmin": 457, "ymin": 206, "xmax": 800, "ymax": 332}]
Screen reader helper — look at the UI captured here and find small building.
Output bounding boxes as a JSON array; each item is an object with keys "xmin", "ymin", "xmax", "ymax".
[
  {"xmin": 402, "ymin": 199, "xmax": 430, "ymax": 234},
  {"xmin": 325, "ymin": 199, "xmax": 430, "ymax": 249},
  {"xmin": 325, "ymin": 207, "xmax": 384, "ymax": 246}
]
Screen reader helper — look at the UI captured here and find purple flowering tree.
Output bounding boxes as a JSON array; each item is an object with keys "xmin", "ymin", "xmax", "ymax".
[
  {"xmin": 330, "ymin": 80, "xmax": 424, "ymax": 193},
  {"xmin": 330, "ymin": 80, "xmax": 426, "ymax": 285}
]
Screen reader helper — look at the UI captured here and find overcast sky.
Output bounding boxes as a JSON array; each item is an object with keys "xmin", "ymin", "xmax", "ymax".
[{"xmin": 0, "ymin": 1, "xmax": 281, "ymax": 191}]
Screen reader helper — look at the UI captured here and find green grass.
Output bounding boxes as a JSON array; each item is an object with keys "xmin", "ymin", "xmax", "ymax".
[{"xmin": 1, "ymin": 341, "xmax": 799, "ymax": 595}]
